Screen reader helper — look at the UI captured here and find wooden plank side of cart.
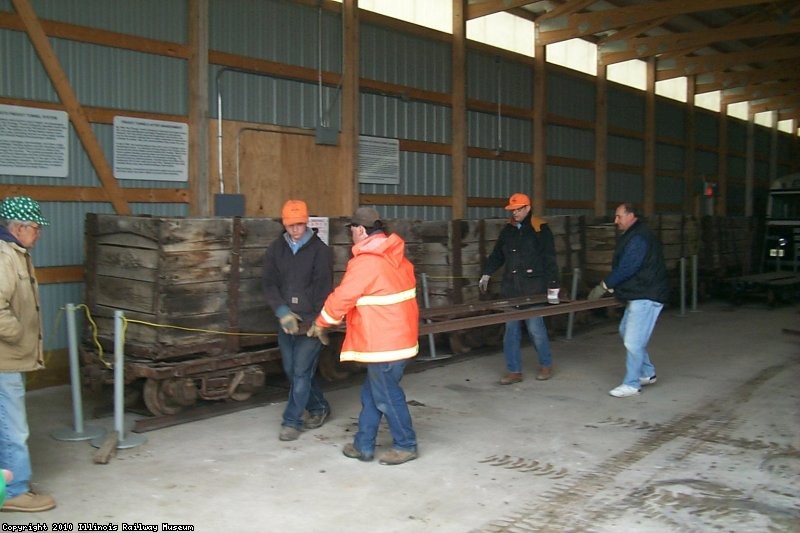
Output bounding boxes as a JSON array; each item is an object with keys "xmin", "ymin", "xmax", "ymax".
[{"xmin": 419, "ymin": 297, "xmax": 621, "ymax": 336}]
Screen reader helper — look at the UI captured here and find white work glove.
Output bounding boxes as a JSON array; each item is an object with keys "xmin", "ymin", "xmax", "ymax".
[
  {"xmin": 279, "ymin": 311, "xmax": 301, "ymax": 334},
  {"xmin": 587, "ymin": 281, "xmax": 613, "ymax": 301},
  {"xmin": 479, "ymin": 274, "xmax": 491, "ymax": 293},
  {"xmin": 306, "ymin": 322, "xmax": 330, "ymax": 346}
]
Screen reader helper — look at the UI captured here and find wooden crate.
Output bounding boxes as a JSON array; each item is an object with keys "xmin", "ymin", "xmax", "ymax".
[{"xmin": 84, "ymin": 214, "xmax": 284, "ymax": 360}]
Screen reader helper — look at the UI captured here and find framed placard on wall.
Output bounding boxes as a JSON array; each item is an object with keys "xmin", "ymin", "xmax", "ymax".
[
  {"xmin": 113, "ymin": 116, "xmax": 188, "ymax": 181},
  {"xmin": 0, "ymin": 104, "xmax": 68, "ymax": 178}
]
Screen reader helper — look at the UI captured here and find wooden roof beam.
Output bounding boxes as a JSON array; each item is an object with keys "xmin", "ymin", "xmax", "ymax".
[
  {"xmin": 599, "ymin": 18, "xmax": 668, "ymax": 45},
  {"xmin": 696, "ymin": 61, "xmax": 800, "ymax": 93},
  {"xmin": 657, "ymin": 45, "xmax": 800, "ymax": 81},
  {"xmin": 466, "ymin": 0, "xmax": 536, "ymax": 21},
  {"xmin": 721, "ymin": 81, "xmax": 799, "ymax": 105},
  {"xmin": 777, "ymin": 108, "xmax": 799, "ymax": 121},
  {"xmin": 538, "ymin": 0, "xmax": 775, "ymax": 46},
  {"xmin": 750, "ymin": 95, "xmax": 800, "ymax": 114},
  {"xmin": 600, "ymin": 19, "xmax": 800, "ymax": 65},
  {"xmin": 536, "ymin": 0, "xmax": 598, "ymax": 22}
]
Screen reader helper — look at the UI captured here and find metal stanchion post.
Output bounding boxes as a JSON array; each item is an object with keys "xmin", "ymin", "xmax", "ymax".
[
  {"xmin": 91, "ymin": 310, "xmax": 146, "ymax": 449},
  {"xmin": 679, "ymin": 257, "xmax": 687, "ymax": 316},
  {"xmin": 417, "ymin": 273, "xmax": 452, "ymax": 361},
  {"xmin": 691, "ymin": 254, "xmax": 699, "ymax": 312},
  {"xmin": 52, "ymin": 303, "xmax": 105, "ymax": 441},
  {"xmin": 566, "ymin": 267, "xmax": 580, "ymax": 340}
]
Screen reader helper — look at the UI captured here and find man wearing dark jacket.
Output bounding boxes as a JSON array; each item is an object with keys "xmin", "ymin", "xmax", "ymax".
[
  {"xmin": 263, "ymin": 200, "xmax": 333, "ymax": 440},
  {"xmin": 588, "ymin": 202, "xmax": 669, "ymax": 398},
  {"xmin": 480, "ymin": 193, "xmax": 559, "ymax": 385}
]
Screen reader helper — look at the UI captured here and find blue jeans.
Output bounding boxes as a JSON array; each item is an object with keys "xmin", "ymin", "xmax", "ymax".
[
  {"xmin": 503, "ymin": 315, "xmax": 553, "ymax": 373},
  {"xmin": 278, "ymin": 331, "xmax": 329, "ymax": 430},
  {"xmin": 619, "ymin": 299, "xmax": 663, "ymax": 389},
  {"xmin": 354, "ymin": 361, "xmax": 416, "ymax": 455},
  {"xmin": 0, "ymin": 372, "xmax": 32, "ymax": 499}
]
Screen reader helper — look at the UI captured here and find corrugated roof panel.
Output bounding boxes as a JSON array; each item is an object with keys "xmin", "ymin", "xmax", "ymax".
[
  {"xmin": 210, "ymin": 0, "xmax": 339, "ymax": 70},
  {"xmin": 547, "ymin": 125, "xmax": 594, "ymax": 161},
  {"xmin": 608, "ymin": 85, "xmax": 644, "ymax": 131},
  {"xmin": 545, "ymin": 165, "xmax": 594, "ymax": 202},
  {"xmin": 469, "ymin": 111, "xmax": 531, "ymax": 153},
  {"xmin": 39, "ymin": 282, "xmax": 84, "ymax": 351},
  {"xmin": 51, "ymin": 39, "xmax": 186, "ymax": 114},
  {"xmin": 656, "ymin": 175, "xmax": 684, "ymax": 207},
  {"xmin": 727, "ymin": 155, "xmax": 746, "ymax": 179},
  {"xmin": 728, "ymin": 120, "xmax": 747, "ymax": 153},
  {"xmin": 0, "ymin": 29, "xmax": 58, "ymax": 102},
  {"xmin": 9, "ymin": 0, "xmax": 186, "ymax": 42},
  {"xmin": 655, "ymin": 143, "xmax": 685, "ymax": 173},
  {"xmin": 695, "ymin": 149, "xmax": 719, "ymax": 175},
  {"xmin": 361, "ymin": 24, "xmax": 450, "ymax": 92},
  {"xmin": 607, "ymin": 170, "xmax": 643, "ymax": 204},
  {"xmin": 468, "ymin": 51, "xmax": 533, "ymax": 110},
  {"xmin": 548, "ymin": 72, "xmax": 594, "ymax": 122},
  {"xmin": 608, "ymin": 135, "xmax": 644, "ymax": 166},
  {"xmin": 655, "ymin": 99, "xmax": 686, "ymax": 139},
  {"xmin": 695, "ymin": 111, "xmax": 719, "ymax": 146},
  {"xmin": 468, "ymin": 158, "xmax": 532, "ymax": 200}
]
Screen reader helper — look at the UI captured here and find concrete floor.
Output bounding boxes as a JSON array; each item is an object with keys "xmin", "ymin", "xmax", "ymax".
[{"xmin": 2, "ymin": 299, "xmax": 799, "ymax": 532}]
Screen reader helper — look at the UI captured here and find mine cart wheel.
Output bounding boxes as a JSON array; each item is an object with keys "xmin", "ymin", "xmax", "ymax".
[{"xmin": 143, "ymin": 378, "xmax": 198, "ymax": 416}]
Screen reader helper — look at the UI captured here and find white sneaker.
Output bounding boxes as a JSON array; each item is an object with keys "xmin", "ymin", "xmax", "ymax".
[
  {"xmin": 639, "ymin": 375, "xmax": 657, "ymax": 386},
  {"xmin": 609, "ymin": 384, "xmax": 640, "ymax": 397}
]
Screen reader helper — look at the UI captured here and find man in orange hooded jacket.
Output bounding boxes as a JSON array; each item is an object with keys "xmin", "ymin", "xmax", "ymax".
[{"xmin": 308, "ymin": 207, "xmax": 419, "ymax": 465}]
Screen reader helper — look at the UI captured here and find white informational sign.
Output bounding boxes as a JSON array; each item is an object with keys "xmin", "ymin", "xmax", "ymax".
[
  {"xmin": 308, "ymin": 216, "xmax": 330, "ymax": 245},
  {"xmin": 0, "ymin": 104, "xmax": 69, "ymax": 178},
  {"xmin": 358, "ymin": 135, "xmax": 399, "ymax": 185},
  {"xmin": 113, "ymin": 116, "xmax": 188, "ymax": 181}
]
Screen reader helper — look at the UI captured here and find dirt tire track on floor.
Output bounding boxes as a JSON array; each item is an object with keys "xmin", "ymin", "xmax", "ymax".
[{"xmin": 475, "ymin": 360, "xmax": 800, "ymax": 532}]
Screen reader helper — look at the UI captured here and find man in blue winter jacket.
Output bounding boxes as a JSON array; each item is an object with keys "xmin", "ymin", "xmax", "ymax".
[{"xmin": 588, "ymin": 202, "xmax": 669, "ymax": 398}]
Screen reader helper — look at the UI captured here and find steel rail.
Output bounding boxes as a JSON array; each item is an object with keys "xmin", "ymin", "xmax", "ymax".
[{"xmin": 418, "ymin": 297, "xmax": 621, "ymax": 336}]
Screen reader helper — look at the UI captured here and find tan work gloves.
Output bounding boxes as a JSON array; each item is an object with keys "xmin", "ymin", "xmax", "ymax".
[
  {"xmin": 478, "ymin": 274, "xmax": 490, "ymax": 293},
  {"xmin": 279, "ymin": 311, "xmax": 301, "ymax": 334},
  {"xmin": 306, "ymin": 322, "xmax": 330, "ymax": 346}
]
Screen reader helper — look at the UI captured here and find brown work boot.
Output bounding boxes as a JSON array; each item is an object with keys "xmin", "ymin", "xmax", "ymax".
[
  {"xmin": 279, "ymin": 425, "xmax": 301, "ymax": 441},
  {"xmin": 1, "ymin": 491, "xmax": 56, "ymax": 512},
  {"xmin": 379, "ymin": 448, "xmax": 418, "ymax": 465},
  {"xmin": 499, "ymin": 372, "xmax": 523, "ymax": 385},
  {"xmin": 536, "ymin": 367, "xmax": 553, "ymax": 380}
]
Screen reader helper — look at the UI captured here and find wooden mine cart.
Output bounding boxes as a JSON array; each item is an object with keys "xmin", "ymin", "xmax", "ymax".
[{"xmin": 82, "ymin": 214, "xmax": 285, "ymax": 415}]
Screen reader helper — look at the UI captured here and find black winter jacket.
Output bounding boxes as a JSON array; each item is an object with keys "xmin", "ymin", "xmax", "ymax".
[
  {"xmin": 611, "ymin": 219, "xmax": 669, "ymax": 303},
  {"xmin": 262, "ymin": 230, "xmax": 333, "ymax": 324},
  {"xmin": 483, "ymin": 213, "xmax": 559, "ymax": 297}
]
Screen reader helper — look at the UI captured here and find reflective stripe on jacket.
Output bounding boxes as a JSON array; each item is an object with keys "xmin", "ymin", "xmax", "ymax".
[
  {"xmin": 0, "ymin": 240, "xmax": 45, "ymax": 372},
  {"xmin": 317, "ymin": 232, "xmax": 419, "ymax": 363}
]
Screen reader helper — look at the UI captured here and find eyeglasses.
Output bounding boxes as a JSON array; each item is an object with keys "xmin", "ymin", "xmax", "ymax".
[
  {"xmin": 511, "ymin": 206, "xmax": 528, "ymax": 214},
  {"xmin": 23, "ymin": 224, "xmax": 42, "ymax": 233}
]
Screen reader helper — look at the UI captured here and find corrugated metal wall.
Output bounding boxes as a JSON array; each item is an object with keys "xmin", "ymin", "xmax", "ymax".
[
  {"xmin": 1, "ymin": 0, "xmax": 797, "ymax": 351},
  {"xmin": 0, "ymin": 1, "xmax": 190, "ymax": 348}
]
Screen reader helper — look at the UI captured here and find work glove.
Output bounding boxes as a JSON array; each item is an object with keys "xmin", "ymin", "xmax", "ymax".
[
  {"xmin": 587, "ymin": 281, "xmax": 611, "ymax": 301},
  {"xmin": 478, "ymin": 274, "xmax": 491, "ymax": 293},
  {"xmin": 306, "ymin": 322, "xmax": 330, "ymax": 346},
  {"xmin": 279, "ymin": 311, "xmax": 301, "ymax": 334}
]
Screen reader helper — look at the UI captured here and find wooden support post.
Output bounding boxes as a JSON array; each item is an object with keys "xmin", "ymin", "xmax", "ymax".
[
  {"xmin": 11, "ymin": 0, "xmax": 131, "ymax": 215},
  {"xmin": 188, "ymin": 0, "xmax": 210, "ymax": 216},
  {"xmin": 451, "ymin": 0, "xmax": 467, "ymax": 220}
]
